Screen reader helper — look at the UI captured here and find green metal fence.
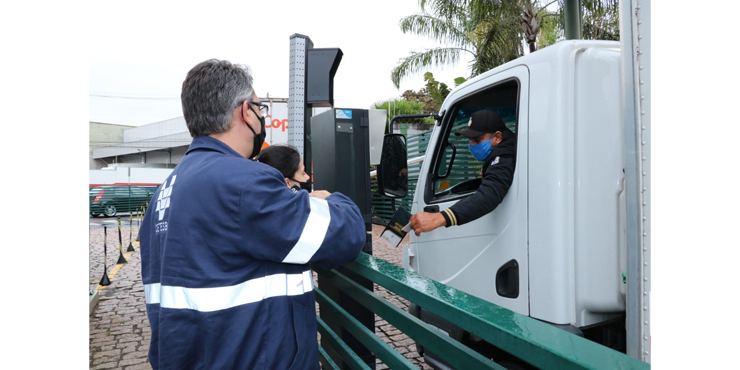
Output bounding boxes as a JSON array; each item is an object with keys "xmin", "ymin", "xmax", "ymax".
[
  {"xmin": 89, "ymin": 184, "xmax": 158, "ymax": 217},
  {"xmin": 313, "ymin": 253, "xmax": 650, "ymax": 370}
]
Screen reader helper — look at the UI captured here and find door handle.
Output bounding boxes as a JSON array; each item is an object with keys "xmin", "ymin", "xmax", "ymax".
[
  {"xmin": 423, "ymin": 205, "xmax": 439, "ymax": 212},
  {"xmin": 496, "ymin": 259, "xmax": 519, "ymax": 299}
]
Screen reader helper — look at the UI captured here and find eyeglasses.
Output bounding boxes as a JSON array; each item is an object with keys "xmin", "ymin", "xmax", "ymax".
[{"xmin": 248, "ymin": 100, "xmax": 269, "ymax": 118}]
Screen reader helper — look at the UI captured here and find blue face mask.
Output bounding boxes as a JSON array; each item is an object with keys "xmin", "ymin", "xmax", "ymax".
[{"xmin": 469, "ymin": 140, "xmax": 493, "ymax": 161}]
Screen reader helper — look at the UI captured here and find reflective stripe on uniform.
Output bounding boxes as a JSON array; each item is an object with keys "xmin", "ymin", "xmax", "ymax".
[
  {"xmin": 144, "ymin": 270, "xmax": 314, "ymax": 312},
  {"xmin": 282, "ymin": 197, "xmax": 331, "ymax": 264}
]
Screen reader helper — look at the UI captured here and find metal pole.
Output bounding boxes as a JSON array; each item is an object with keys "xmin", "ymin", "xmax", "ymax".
[
  {"xmin": 620, "ymin": 0, "xmax": 650, "ymax": 362},
  {"xmin": 564, "ymin": 0, "xmax": 582, "ymax": 40},
  {"xmin": 289, "ymin": 34, "xmax": 314, "ymax": 192}
]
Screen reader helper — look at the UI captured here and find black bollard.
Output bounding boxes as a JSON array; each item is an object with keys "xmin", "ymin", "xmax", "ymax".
[
  {"xmin": 135, "ymin": 206, "xmax": 142, "ymax": 243},
  {"xmin": 99, "ymin": 226, "xmax": 112, "ymax": 286},
  {"xmin": 116, "ymin": 217, "xmax": 127, "ymax": 264},
  {"xmin": 127, "ymin": 213, "xmax": 135, "ymax": 252}
]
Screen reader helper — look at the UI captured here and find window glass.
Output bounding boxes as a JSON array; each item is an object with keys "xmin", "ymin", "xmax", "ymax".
[{"xmin": 429, "ymin": 79, "xmax": 519, "ymax": 202}]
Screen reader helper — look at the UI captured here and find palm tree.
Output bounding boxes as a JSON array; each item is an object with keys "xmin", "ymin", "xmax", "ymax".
[
  {"xmin": 392, "ymin": 1, "xmax": 619, "ymax": 88},
  {"xmin": 519, "ymin": 1, "xmax": 560, "ymax": 53},
  {"xmin": 391, "ymin": 0, "xmax": 522, "ymax": 88},
  {"xmin": 392, "ymin": 0, "xmax": 566, "ymax": 88}
]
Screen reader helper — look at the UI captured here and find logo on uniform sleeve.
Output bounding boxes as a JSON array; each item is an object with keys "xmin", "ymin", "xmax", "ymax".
[
  {"xmin": 491, "ymin": 156, "xmax": 499, "ymax": 166},
  {"xmin": 156, "ymin": 175, "xmax": 176, "ymax": 221}
]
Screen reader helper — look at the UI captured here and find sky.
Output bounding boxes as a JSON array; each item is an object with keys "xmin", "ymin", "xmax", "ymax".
[{"xmin": 89, "ymin": 0, "xmax": 475, "ymax": 126}]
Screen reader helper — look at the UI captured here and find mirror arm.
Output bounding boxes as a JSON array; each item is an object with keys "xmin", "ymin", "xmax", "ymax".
[{"xmin": 435, "ymin": 110, "xmax": 444, "ymax": 125}]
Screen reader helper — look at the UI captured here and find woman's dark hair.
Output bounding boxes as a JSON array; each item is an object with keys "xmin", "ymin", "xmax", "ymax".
[{"xmin": 254, "ymin": 144, "xmax": 301, "ymax": 180}]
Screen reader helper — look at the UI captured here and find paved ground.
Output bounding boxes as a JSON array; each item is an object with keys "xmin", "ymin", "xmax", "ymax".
[{"xmin": 89, "ymin": 221, "xmax": 431, "ymax": 370}]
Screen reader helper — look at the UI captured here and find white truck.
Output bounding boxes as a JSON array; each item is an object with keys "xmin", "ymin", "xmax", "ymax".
[
  {"xmin": 377, "ymin": 1, "xmax": 650, "ymax": 368},
  {"xmin": 262, "ymin": 96, "xmax": 290, "ymax": 146}
]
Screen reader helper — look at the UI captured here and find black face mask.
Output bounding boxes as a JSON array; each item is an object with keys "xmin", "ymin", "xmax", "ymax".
[
  {"xmin": 243, "ymin": 105, "xmax": 266, "ymax": 158},
  {"xmin": 289, "ymin": 178, "xmax": 304, "ymax": 193}
]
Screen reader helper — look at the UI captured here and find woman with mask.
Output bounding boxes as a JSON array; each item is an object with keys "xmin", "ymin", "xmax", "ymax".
[{"xmin": 254, "ymin": 144, "xmax": 311, "ymax": 193}]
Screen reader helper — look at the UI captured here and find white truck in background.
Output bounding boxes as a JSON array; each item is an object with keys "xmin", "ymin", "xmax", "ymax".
[
  {"xmin": 376, "ymin": 1, "xmax": 650, "ymax": 368},
  {"xmin": 263, "ymin": 96, "xmax": 331, "ymax": 147},
  {"xmin": 262, "ymin": 97, "xmax": 290, "ymax": 146}
]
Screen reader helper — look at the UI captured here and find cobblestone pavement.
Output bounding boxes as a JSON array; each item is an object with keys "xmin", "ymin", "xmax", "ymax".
[{"xmin": 89, "ymin": 221, "xmax": 430, "ymax": 370}]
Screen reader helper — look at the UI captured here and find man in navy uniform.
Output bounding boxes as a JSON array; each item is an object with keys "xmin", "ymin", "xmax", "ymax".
[
  {"xmin": 140, "ymin": 59, "xmax": 366, "ymax": 370},
  {"xmin": 409, "ymin": 109, "xmax": 516, "ymax": 235}
]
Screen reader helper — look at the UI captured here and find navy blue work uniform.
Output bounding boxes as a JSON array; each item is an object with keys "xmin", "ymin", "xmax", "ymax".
[{"xmin": 140, "ymin": 135, "xmax": 366, "ymax": 370}]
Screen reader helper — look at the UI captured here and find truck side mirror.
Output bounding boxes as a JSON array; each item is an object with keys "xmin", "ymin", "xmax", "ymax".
[{"xmin": 377, "ymin": 134, "xmax": 408, "ymax": 199}]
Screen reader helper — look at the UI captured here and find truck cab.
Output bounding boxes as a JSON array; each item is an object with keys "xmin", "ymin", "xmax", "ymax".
[{"xmin": 401, "ymin": 40, "xmax": 629, "ymax": 366}]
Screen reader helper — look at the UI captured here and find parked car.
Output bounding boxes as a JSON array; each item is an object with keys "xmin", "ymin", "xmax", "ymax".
[{"xmin": 89, "ymin": 185, "xmax": 154, "ymax": 217}]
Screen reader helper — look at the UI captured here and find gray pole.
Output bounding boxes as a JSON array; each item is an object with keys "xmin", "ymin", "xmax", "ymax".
[
  {"xmin": 564, "ymin": 0, "xmax": 582, "ymax": 40},
  {"xmin": 289, "ymin": 34, "xmax": 314, "ymax": 191}
]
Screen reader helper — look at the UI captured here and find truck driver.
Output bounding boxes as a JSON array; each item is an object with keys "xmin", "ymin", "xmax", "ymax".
[{"xmin": 409, "ymin": 109, "xmax": 517, "ymax": 236}]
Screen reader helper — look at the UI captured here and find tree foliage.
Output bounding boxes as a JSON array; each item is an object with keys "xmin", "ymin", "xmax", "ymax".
[
  {"xmin": 371, "ymin": 98, "xmax": 435, "ymax": 132},
  {"xmin": 400, "ymin": 88, "xmax": 436, "ymax": 114},
  {"xmin": 391, "ymin": 0, "xmax": 522, "ymax": 88},
  {"xmin": 578, "ymin": 0, "xmax": 620, "ymax": 40},
  {"xmin": 538, "ymin": 6, "xmax": 563, "ymax": 49},
  {"xmin": 392, "ymin": 0, "xmax": 620, "ymax": 88},
  {"xmin": 400, "ymin": 72, "xmax": 467, "ymax": 114}
]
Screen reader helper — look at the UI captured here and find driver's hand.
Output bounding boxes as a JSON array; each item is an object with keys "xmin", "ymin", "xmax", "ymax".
[{"xmin": 409, "ymin": 212, "xmax": 446, "ymax": 236}]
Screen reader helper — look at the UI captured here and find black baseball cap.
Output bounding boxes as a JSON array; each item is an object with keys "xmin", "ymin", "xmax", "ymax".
[{"xmin": 455, "ymin": 110, "xmax": 507, "ymax": 138}]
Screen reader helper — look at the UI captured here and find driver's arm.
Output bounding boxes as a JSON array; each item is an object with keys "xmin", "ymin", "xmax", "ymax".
[{"xmin": 442, "ymin": 155, "xmax": 514, "ymax": 226}]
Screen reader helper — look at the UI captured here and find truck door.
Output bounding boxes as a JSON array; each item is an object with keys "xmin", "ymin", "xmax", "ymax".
[{"xmin": 410, "ymin": 66, "xmax": 529, "ymax": 315}]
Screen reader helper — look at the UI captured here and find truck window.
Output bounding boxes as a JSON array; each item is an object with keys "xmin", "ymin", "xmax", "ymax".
[{"xmin": 427, "ymin": 79, "xmax": 519, "ymax": 203}]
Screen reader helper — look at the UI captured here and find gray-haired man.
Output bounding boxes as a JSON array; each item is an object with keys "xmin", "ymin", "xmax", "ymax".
[{"xmin": 140, "ymin": 59, "xmax": 366, "ymax": 370}]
